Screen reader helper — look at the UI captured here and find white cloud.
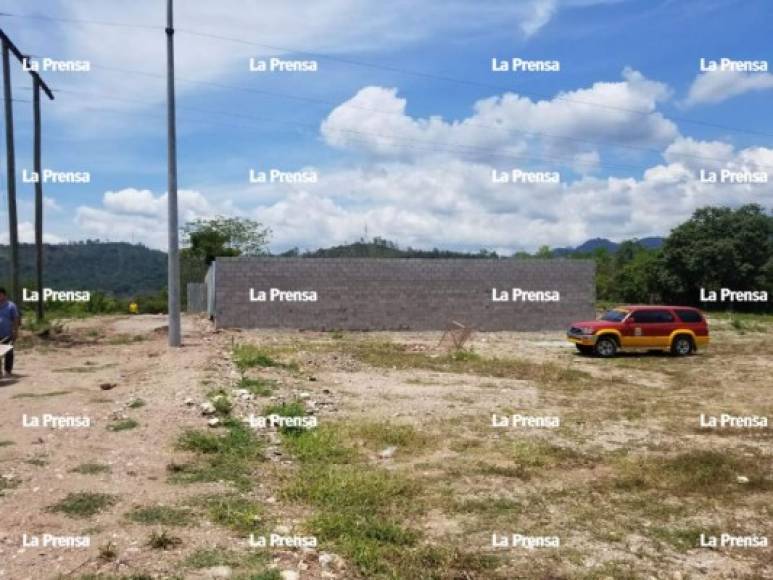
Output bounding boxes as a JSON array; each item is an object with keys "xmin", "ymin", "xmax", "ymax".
[
  {"xmin": 73, "ymin": 137, "xmax": 773, "ymax": 254},
  {"xmin": 522, "ymin": 0, "xmax": 558, "ymax": 37},
  {"xmin": 44, "ymin": 197, "xmax": 63, "ymax": 212},
  {"xmin": 75, "ymin": 188, "xmax": 233, "ymax": 248},
  {"xmin": 321, "ymin": 68, "xmax": 677, "ymax": 164},
  {"xmin": 683, "ymin": 69, "xmax": 773, "ymax": 107},
  {"xmin": 0, "ymin": 221, "xmax": 65, "ymax": 244}
]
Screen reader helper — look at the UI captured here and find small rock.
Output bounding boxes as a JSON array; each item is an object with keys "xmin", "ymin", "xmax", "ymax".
[
  {"xmin": 322, "ymin": 388, "xmax": 331, "ymax": 394},
  {"xmin": 200, "ymin": 402, "xmax": 216, "ymax": 416},
  {"xmin": 737, "ymin": 475, "xmax": 750, "ymax": 484},
  {"xmin": 299, "ymin": 392, "xmax": 311, "ymax": 400},
  {"xmin": 184, "ymin": 398, "xmax": 195, "ymax": 407},
  {"xmin": 308, "ymin": 376, "xmax": 317, "ymax": 382},
  {"xmin": 208, "ymin": 418, "xmax": 221, "ymax": 428},
  {"xmin": 99, "ymin": 382, "xmax": 117, "ymax": 391},
  {"xmin": 280, "ymin": 571, "xmax": 299, "ymax": 580},
  {"xmin": 319, "ymin": 553, "xmax": 335, "ymax": 568},
  {"xmin": 378, "ymin": 446, "xmax": 397, "ymax": 459}
]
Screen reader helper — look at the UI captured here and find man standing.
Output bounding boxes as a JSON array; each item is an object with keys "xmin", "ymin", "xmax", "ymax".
[{"xmin": 0, "ymin": 287, "xmax": 20, "ymax": 375}]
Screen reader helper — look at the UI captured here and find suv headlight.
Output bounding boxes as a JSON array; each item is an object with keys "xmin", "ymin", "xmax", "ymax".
[{"xmin": 580, "ymin": 327, "xmax": 594, "ymax": 335}]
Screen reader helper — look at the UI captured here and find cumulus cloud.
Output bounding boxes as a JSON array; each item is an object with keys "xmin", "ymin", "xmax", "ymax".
[
  {"xmin": 73, "ymin": 137, "xmax": 773, "ymax": 254},
  {"xmin": 321, "ymin": 68, "xmax": 677, "ymax": 164},
  {"xmin": 75, "ymin": 188, "xmax": 233, "ymax": 248},
  {"xmin": 683, "ymin": 69, "xmax": 773, "ymax": 107}
]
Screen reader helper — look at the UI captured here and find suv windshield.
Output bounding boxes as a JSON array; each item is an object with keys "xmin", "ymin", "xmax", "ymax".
[{"xmin": 601, "ymin": 309, "xmax": 628, "ymax": 322}]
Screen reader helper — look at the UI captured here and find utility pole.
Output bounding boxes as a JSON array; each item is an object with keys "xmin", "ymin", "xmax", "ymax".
[
  {"xmin": 166, "ymin": 0, "xmax": 182, "ymax": 346},
  {"xmin": 32, "ymin": 75, "xmax": 43, "ymax": 321},
  {"xmin": 0, "ymin": 30, "xmax": 54, "ymax": 318},
  {"xmin": 1, "ymin": 38, "xmax": 18, "ymax": 303}
]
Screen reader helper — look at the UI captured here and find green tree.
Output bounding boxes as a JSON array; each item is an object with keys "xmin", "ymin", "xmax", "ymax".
[
  {"xmin": 182, "ymin": 216, "xmax": 271, "ymax": 264},
  {"xmin": 658, "ymin": 205, "xmax": 773, "ymax": 308}
]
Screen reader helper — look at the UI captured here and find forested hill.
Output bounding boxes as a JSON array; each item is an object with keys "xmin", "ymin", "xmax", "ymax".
[{"xmin": 0, "ymin": 242, "xmax": 167, "ymax": 297}]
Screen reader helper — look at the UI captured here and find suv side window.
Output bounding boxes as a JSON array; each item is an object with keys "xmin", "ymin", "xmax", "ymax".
[
  {"xmin": 632, "ymin": 309, "xmax": 674, "ymax": 323},
  {"xmin": 675, "ymin": 309, "xmax": 703, "ymax": 323}
]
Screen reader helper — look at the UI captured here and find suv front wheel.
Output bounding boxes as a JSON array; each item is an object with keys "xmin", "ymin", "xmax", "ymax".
[
  {"xmin": 594, "ymin": 336, "xmax": 618, "ymax": 358},
  {"xmin": 671, "ymin": 335, "xmax": 694, "ymax": 356}
]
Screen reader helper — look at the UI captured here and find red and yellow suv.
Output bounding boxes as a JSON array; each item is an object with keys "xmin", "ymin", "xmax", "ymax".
[{"xmin": 567, "ymin": 305, "xmax": 709, "ymax": 357}]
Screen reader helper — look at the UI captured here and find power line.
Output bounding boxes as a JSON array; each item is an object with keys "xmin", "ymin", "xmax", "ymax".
[
  {"xmin": 0, "ymin": 11, "xmax": 160, "ymax": 31},
  {"xmin": 2, "ymin": 10, "xmax": 772, "ymax": 139},
  {"xmin": 54, "ymin": 88, "xmax": 771, "ymax": 176},
  {"xmin": 72, "ymin": 62, "xmax": 773, "ymax": 171}
]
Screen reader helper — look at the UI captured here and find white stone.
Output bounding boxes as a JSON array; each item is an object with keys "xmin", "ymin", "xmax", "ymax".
[{"xmin": 378, "ymin": 446, "xmax": 397, "ymax": 459}]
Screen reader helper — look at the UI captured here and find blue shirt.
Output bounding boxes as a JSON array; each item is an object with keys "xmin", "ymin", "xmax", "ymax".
[{"xmin": 0, "ymin": 300, "xmax": 19, "ymax": 338}]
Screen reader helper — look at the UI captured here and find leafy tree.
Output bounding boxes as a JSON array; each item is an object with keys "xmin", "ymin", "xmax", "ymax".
[
  {"xmin": 658, "ymin": 205, "xmax": 773, "ymax": 308},
  {"xmin": 182, "ymin": 216, "xmax": 271, "ymax": 264}
]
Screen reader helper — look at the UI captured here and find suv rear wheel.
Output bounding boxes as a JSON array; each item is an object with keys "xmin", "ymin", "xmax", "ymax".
[
  {"xmin": 594, "ymin": 336, "xmax": 618, "ymax": 358},
  {"xmin": 671, "ymin": 335, "xmax": 694, "ymax": 356}
]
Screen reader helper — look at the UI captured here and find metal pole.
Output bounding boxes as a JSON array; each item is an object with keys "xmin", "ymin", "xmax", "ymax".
[
  {"xmin": 33, "ymin": 77, "xmax": 43, "ymax": 321},
  {"xmin": 166, "ymin": 0, "xmax": 181, "ymax": 346},
  {"xmin": 1, "ymin": 40, "xmax": 19, "ymax": 304}
]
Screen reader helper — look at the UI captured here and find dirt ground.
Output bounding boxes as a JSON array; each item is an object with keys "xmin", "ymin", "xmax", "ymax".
[{"xmin": 0, "ymin": 314, "xmax": 771, "ymax": 579}]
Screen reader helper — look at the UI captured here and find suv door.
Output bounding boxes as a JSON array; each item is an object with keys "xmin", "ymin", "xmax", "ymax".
[{"xmin": 624, "ymin": 309, "xmax": 676, "ymax": 347}]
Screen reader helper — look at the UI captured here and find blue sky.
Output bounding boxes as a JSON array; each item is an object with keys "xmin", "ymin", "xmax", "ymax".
[{"xmin": 0, "ymin": 0, "xmax": 771, "ymax": 252}]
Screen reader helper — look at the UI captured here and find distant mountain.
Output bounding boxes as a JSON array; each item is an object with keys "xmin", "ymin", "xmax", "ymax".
[
  {"xmin": 553, "ymin": 237, "xmax": 664, "ymax": 256},
  {"xmin": 0, "ymin": 241, "xmax": 167, "ymax": 297}
]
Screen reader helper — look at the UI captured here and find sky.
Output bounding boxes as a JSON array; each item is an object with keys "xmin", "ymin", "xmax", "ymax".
[{"xmin": 0, "ymin": 0, "xmax": 771, "ymax": 254}]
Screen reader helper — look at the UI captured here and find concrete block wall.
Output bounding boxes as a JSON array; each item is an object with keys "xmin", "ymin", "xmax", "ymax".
[{"xmin": 212, "ymin": 257, "xmax": 596, "ymax": 331}]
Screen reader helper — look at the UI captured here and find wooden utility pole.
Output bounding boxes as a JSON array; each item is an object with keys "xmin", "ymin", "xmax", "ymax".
[
  {"xmin": 32, "ymin": 75, "xmax": 43, "ymax": 320},
  {"xmin": 166, "ymin": 0, "xmax": 182, "ymax": 346},
  {"xmin": 1, "ymin": 38, "xmax": 18, "ymax": 303},
  {"xmin": 0, "ymin": 30, "xmax": 54, "ymax": 316}
]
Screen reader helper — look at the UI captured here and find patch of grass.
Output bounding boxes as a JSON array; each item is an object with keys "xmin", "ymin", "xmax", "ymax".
[
  {"xmin": 452, "ymin": 496, "xmax": 522, "ymax": 516},
  {"xmin": 285, "ymin": 463, "xmax": 418, "ymax": 511},
  {"xmin": 12, "ymin": 390, "xmax": 71, "ymax": 399},
  {"xmin": 107, "ymin": 418, "xmax": 139, "ymax": 432},
  {"xmin": 233, "ymin": 344, "xmax": 290, "ymax": 371},
  {"xmin": 348, "ymin": 422, "xmax": 430, "ymax": 454},
  {"xmin": 263, "ymin": 401, "xmax": 308, "ymax": 435},
  {"xmin": 207, "ymin": 389, "xmax": 233, "ymax": 416},
  {"xmin": 238, "ymin": 377, "xmax": 275, "ymax": 396},
  {"xmin": 347, "ymin": 341, "xmax": 590, "ymax": 388},
  {"xmin": 471, "ymin": 461, "xmax": 529, "ymax": 479},
  {"xmin": 70, "ymin": 463, "xmax": 111, "ymax": 475},
  {"xmin": 147, "ymin": 530, "xmax": 181, "ymax": 550},
  {"xmin": 171, "ymin": 419, "xmax": 263, "ymax": 489},
  {"xmin": 126, "ymin": 505, "xmax": 195, "ymax": 526},
  {"xmin": 0, "ymin": 440, "xmax": 14, "ymax": 447},
  {"xmin": 650, "ymin": 525, "xmax": 711, "ymax": 551},
  {"xmin": 127, "ymin": 398, "xmax": 146, "ymax": 409},
  {"xmin": 278, "ymin": 418, "xmax": 497, "ymax": 578},
  {"xmin": 612, "ymin": 450, "xmax": 771, "ymax": 495},
  {"xmin": 508, "ymin": 439, "xmax": 584, "ymax": 470},
  {"xmin": 283, "ymin": 425, "xmax": 357, "ymax": 463},
  {"xmin": 47, "ymin": 492, "xmax": 118, "ymax": 518},
  {"xmin": 184, "ymin": 548, "xmax": 273, "ymax": 576},
  {"xmin": 26, "ymin": 456, "xmax": 48, "ymax": 467},
  {"xmin": 197, "ymin": 494, "xmax": 264, "ymax": 534},
  {"xmin": 98, "ymin": 541, "xmax": 118, "ymax": 561}
]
